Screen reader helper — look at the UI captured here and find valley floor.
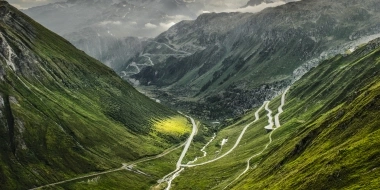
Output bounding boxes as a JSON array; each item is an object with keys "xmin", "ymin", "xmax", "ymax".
[{"xmin": 30, "ymin": 89, "xmax": 290, "ymax": 190}]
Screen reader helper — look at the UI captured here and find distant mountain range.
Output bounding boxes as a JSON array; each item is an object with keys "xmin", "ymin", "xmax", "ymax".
[
  {"xmin": 22, "ymin": 0, "xmax": 380, "ymax": 122},
  {"xmin": 127, "ymin": 0, "xmax": 380, "ymax": 121},
  {"xmin": 22, "ymin": 0, "xmax": 254, "ymax": 70},
  {"xmin": 166, "ymin": 32, "xmax": 380, "ymax": 190},
  {"xmin": 2, "ymin": 0, "xmax": 380, "ymax": 189}
]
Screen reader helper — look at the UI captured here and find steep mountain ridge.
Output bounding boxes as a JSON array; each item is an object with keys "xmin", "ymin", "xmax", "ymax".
[
  {"xmin": 142, "ymin": 37, "xmax": 380, "ymax": 190},
  {"xmin": 129, "ymin": 0, "xmax": 380, "ymax": 121},
  {"xmin": 0, "ymin": 1, "xmax": 189, "ymax": 189},
  {"xmin": 232, "ymin": 37, "xmax": 380, "ymax": 190}
]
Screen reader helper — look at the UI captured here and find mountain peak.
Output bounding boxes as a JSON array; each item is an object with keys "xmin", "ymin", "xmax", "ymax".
[{"xmin": 0, "ymin": 1, "xmax": 9, "ymax": 15}]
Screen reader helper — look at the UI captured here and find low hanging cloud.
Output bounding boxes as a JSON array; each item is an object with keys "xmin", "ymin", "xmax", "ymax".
[
  {"xmin": 144, "ymin": 23, "xmax": 158, "ymax": 29},
  {"xmin": 99, "ymin": 21, "xmax": 122, "ymax": 26},
  {"xmin": 159, "ymin": 22, "xmax": 176, "ymax": 30},
  {"xmin": 234, "ymin": 1, "xmax": 287, "ymax": 13},
  {"xmin": 9, "ymin": 0, "xmax": 64, "ymax": 9},
  {"xmin": 203, "ymin": 0, "xmax": 301, "ymax": 14}
]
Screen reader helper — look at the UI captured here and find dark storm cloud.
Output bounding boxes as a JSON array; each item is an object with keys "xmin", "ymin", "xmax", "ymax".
[{"xmin": 8, "ymin": 0, "xmax": 64, "ymax": 9}]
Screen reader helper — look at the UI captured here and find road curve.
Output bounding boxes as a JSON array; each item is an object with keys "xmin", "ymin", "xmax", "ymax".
[
  {"xmin": 224, "ymin": 89, "xmax": 290, "ymax": 189},
  {"xmin": 264, "ymin": 101, "xmax": 274, "ymax": 130},
  {"xmin": 142, "ymin": 54, "xmax": 154, "ymax": 66},
  {"xmin": 157, "ymin": 115, "xmax": 198, "ymax": 188},
  {"xmin": 223, "ymin": 128, "xmax": 276, "ymax": 189},
  {"xmin": 274, "ymin": 88, "xmax": 290, "ymax": 128},
  {"xmin": 148, "ymin": 40, "xmax": 191, "ymax": 55},
  {"xmin": 181, "ymin": 101, "xmax": 267, "ymax": 167},
  {"xmin": 177, "ymin": 116, "xmax": 198, "ymax": 168}
]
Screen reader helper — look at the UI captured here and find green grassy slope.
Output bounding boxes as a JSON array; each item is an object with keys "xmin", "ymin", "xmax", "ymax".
[
  {"xmin": 232, "ymin": 38, "xmax": 380, "ymax": 189},
  {"xmin": 0, "ymin": 2, "xmax": 190, "ymax": 189},
  {"xmin": 140, "ymin": 38, "xmax": 380, "ymax": 190},
  {"xmin": 132, "ymin": 0, "xmax": 380, "ymax": 121}
]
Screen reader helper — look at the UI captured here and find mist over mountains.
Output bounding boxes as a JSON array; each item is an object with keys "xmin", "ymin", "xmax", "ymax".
[
  {"xmin": 21, "ymin": 0, "xmax": 296, "ymax": 69},
  {"xmin": 127, "ymin": 0, "xmax": 380, "ymax": 121},
  {"xmin": 2, "ymin": 0, "xmax": 380, "ymax": 189}
]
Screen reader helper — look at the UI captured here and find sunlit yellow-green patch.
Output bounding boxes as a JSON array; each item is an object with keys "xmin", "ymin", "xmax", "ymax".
[{"xmin": 154, "ymin": 116, "xmax": 191, "ymax": 136}]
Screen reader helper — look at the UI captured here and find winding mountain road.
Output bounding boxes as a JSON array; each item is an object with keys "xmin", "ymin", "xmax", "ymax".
[
  {"xmin": 176, "ymin": 116, "xmax": 198, "ymax": 168},
  {"xmin": 274, "ymin": 88, "xmax": 290, "ymax": 128},
  {"xmin": 223, "ymin": 130, "xmax": 276, "ymax": 189},
  {"xmin": 33, "ymin": 88, "xmax": 289, "ymax": 190},
  {"xmin": 264, "ymin": 101, "xmax": 274, "ymax": 130},
  {"xmin": 158, "ymin": 115, "xmax": 198, "ymax": 189},
  {"xmin": 142, "ymin": 54, "xmax": 154, "ymax": 66},
  {"xmin": 148, "ymin": 40, "xmax": 191, "ymax": 55},
  {"xmin": 181, "ymin": 101, "xmax": 267, "ymax": 168},
  {"xmin": 224, "ymin": 88, "xmax": 290, "ymax": 189}
]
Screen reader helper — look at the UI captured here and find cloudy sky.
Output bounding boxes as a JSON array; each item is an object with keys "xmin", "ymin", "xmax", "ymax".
[{"xmin": 9, "ymin": 0, "xmax": 63, "ymax": 9}]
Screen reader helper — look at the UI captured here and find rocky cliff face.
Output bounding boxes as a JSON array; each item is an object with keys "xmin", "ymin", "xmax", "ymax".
[{"xmin": 129, "ymin": 0, "xmax": 380, "ymax": 121}]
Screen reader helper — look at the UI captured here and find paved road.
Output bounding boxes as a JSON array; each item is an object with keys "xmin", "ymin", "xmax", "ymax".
[
  {"xmin": 264, "ymin": 101, "xmax": 274, "ymax": 130},
  {"xmin": 157, "ymin": 115, "xmax": 198, "ymax": 189},
  {"xmin": 181, "ymin": 101, "xmax": 267, "ymax": 167},
  {"xmin": 274, "ymin": 88, "xmax": 290, "ymax": 128},
  {"xmin": 29, "ymin": 143, "xmax": 185, "ymax": 190},
  {"xmin": 224, "ymin": 88, "xmax": 290, "ymax": 189},
  {"xmin": 176, "ymin": 116, "xmax": 198, "ymax": 168},
  {"xmin": 142, "ymin": 54, "xmax": 154, "ymax": 66},
  {"xmin": 148, "ymin": 40, "xmax": 191, "ymax": 55}
]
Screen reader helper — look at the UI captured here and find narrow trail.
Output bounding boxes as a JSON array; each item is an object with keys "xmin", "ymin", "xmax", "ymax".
[
  {"xmin": 274, "ymin": 88, "xmax": 290, "ymax": 128},
  {"xmin": 158, "ymin": 115, "xmax": 198, "ymax": 190},
  {"xmin": 181, "ymin": 101, "xmax": 267, "ymax": 168},
  {"xmin": 201, "ymin": 133, "xmax": 217, "ymax": 158},
  {"xmin": 187, "ymin": 133, "xmax": 217, "ymax": 165},
  {"xmin": 29, "ymin": 143, "xmax": 185, "ymax": 190},
  {"xmin": 224, "ymin": 89, "xmax": 290, "ymax": 189}
]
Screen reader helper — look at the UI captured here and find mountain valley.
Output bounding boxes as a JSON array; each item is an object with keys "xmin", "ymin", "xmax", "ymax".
[
  {"xmin": 128, "ymin": 0, "xmax": 380, "ymax": 121},
  {"xmin": 2, "ymin": 0, "xmax": 380, "ymax": 189},
  {"xmin": 0, "ymin": 2, "xmax": 191, "ymax": 189}
]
